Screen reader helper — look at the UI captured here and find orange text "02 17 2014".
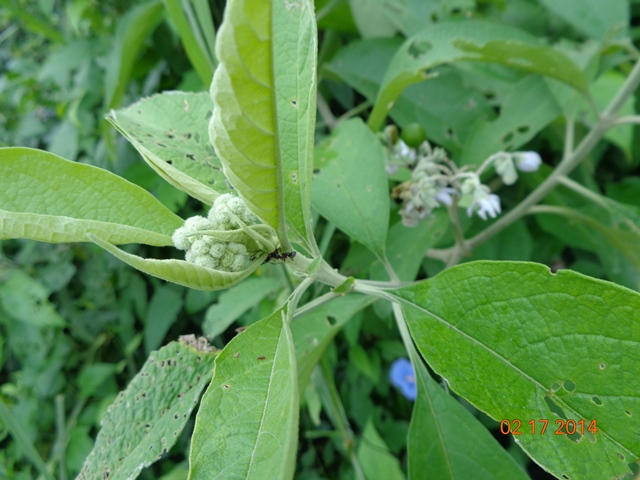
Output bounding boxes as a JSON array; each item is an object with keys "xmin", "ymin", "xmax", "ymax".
[{"xmin": 499, "ymin": 419, "xmax": 598, "ymax": 435}]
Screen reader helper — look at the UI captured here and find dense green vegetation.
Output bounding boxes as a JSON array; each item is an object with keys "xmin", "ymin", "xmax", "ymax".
[{"xmin": 2, "ymin": 1, "xmax": 640, "ymax": 479}]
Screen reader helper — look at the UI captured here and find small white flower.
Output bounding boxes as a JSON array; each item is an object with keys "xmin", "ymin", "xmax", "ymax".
[
  {"xmin": 476, "ymin": 194, "xmax": 501, "ymax": 220},
  {"xmin": 515, "ymin": 151, "xmax": 542, "ymax": 172},
  {"xmin": 466, "ymin": 185, "xmax": 501, "ymax": 220},
  {"xmin": 434, "ymin": 187, "xmax": 457, "ymax": 206},
  {"xmin": 395, "ymin": 140, "xmax": 417, "ymax": 163}
]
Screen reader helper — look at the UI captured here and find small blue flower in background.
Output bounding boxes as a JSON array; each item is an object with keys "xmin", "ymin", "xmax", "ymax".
[{"xmin": 390, "ymin": 358, "xmax": 416, "ymax": 401}]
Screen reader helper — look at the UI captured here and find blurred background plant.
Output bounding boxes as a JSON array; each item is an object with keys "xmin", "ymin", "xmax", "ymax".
[{"xmin": 2, "ymin": 0, "xmax": 640, "ymax": 479}]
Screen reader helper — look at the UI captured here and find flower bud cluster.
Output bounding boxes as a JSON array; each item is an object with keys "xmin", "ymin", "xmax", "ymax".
[
  {"xmin": 172, "ymin": 194, "xmax": 273, "ymax": 272},
  {"xmin": 384, "ymin": 128, "xmax": 542, "ymax": 227}
]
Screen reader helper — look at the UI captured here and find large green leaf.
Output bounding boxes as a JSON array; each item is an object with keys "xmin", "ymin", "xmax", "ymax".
[
  {"xmin": 368, "ymin": 20, "xmax": 589, "ymax": 131},
  {"xmin": 393, "ymin": 261, "xmax": 640, "ymax": 479},
  {"xmin": 210, "ymin": 0, "xmax": 317, "ymax": 250},
  {"xmin": 0, "ymin": 147, "xmax": 181, "ymax": 246},
  {"xmin": 78, "ymin": 338, "xmax": 217, "ymax": 480},
  {"xmin": 107, "ymin": 92, "xmax": 228, "ymax": 205},
  {"xmin": 89, "ymin": 234, "xmax": 267, "ymax": 291},
  {"xmin": 312, "ymin": 118, "xmax": 389, "ymax": 258},
  {"xmin": 189, "ymin": 308, "xmax": 298, "ymax": 480}
]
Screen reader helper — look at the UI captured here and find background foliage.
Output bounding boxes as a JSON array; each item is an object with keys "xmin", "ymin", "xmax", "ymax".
[{"xmin": 1, "ymin": 0, "xmax": 640, "ymax": 479}]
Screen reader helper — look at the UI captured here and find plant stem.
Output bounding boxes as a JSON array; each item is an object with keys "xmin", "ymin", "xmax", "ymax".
[
  {"xmin": 287, "ymin": 276, "xmax": 314, "ymax": 314},
  {"xmin": 336, "ymin": 101, "xmax": 372, "ymax": 124},
  {"xmin": 557, "ymin": 176, "xmax": 609, "ymax": 208},
  {"xmin": 52, "ymin": 395, "xmax": 67, "ymax": 480},
  {"xmin": 613, "ymin": 114, "xmax": 640, "ymax": 125},
  {"xmin": 446, "ymin": 202, "xmax": 467, "ymax": 267},
  {"xmin": 317, "ymin": 93, "xmax": 338, "ymax": 130}
]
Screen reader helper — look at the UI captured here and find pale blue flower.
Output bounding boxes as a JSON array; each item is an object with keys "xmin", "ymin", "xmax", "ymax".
[
  {"xmin": 390, "ymin": 358, "xmax": 416, "ymax": 401},
  {"xmin": 515, "ymin": 151, "xmax": 542, "ymax": 172}
]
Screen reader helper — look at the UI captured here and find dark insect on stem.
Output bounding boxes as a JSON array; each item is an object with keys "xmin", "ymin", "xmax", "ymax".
[{"xmin": 263, "ymin": 250, "xmax": 296, "ymax": 263}]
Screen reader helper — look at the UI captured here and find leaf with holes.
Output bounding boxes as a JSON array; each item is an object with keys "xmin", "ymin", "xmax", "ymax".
[
  {"xmin": 459, "ymin": 75, "xmax": 560, "ymax": 166},
  {"xmin": 108, "ymin": 91, "xmax": 228, "ymax": 205},
  {"xmin": 0, "ymin": 147, "xmax": 181, "ymax": 246},
  {"xmin": 77, "ymin": 338, "xmax": 217, "ymax": 480},
  {"xmin": 210, "ymin": 0, "xmax": 317, "ymax": 250},
  {"xmin": 189, "ymin": 308, "xmax": 298, "ymax": 479},
  {"xmin": 368, "ymin": 20, "xmax": 589, "ymax": 131},
  {"xmin": 326, "ymin": 39, "xmax": 493, "ymax": 154},
  {"xmin": 393, "ymin": 261, "xmax": 640, "ymax": 479}
]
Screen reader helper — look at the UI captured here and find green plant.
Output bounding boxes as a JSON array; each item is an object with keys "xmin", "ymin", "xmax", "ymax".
[{"xmin": 2, "ymin": 0, "xmax": 640, "ymax": 479}]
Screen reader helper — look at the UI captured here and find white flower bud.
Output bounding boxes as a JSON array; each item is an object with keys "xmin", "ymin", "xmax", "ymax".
[
  {"xmin": 461, "ymin": 176, "xmax": 480, "ymax": 196},
  {"xmin": 494, "ymin": 155, "xmax": 517, "ymax": 185},
  {"xmin": 209, "ymin": 243, "xmax": 226, "ymax": 259},
  {"xmin": 172, "ymin": 227, "xmax": 191, "ymax": 251},
  {"xmin": 515, "ymin": 151, "xmax": 542, "ymax": 172}
]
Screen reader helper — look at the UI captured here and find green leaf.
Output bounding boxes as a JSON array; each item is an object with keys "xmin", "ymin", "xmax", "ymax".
[
  {"xmin": 107, "ymin": 92, "xmax": 229, "ymax": 205},
  {"xmin": 163, "ymin": 0, "xmax": 216, "ymax": 86},
  {"xmin": 0, "ymin": 269, "xmax": 66, "ymax": 327},
  {"xmin": 77, "ymin": 363, "xmax": 119, "ymax": 399},
  {"xmin": 78, "ymin": 339, "xmax": 217, "ymax": 480},
  {"xmin": 0, "ymin": 147, "xmax": 182, "ymax": 246},
  {"xmin": 210, "ymin": 0, "xmax": 317, "ymax": 250},
  {"xmin": 104, "ymin": 1, "xmax": 164, "ymax": 109},
  {"xmin": 536, "ymin": 201, "xmax": 640, "ymax": 290},
  {"xmin": 586, "ymin": 71, "xmax": 635, "ymax": 161},
  {"xmin": 326, "ymin": 37, "xmax": 402, "ymax": 101},
  {"xmin": 145, "ymin": 286, "xmax": 184, "ymax": 353},
  {"xmin": 371, "ymin": 211, "xmax": 449, "ymax": 282},
  {"xmin": 409, "ymin": 358, "xmax": 528, "ymax": 479},
  {"xmin": 537, "ymin": 0, "xmax": 629, "ymax": 40},
  {"xmin": 189, "ymin": 308, "xmax": 298, "ymax": 480},
  {"xmin": 89, "ymin": 234, "xmax": 267, "ymax": 291},
  {"xmin": 312, "ymin": 118, "xmax": 389, "ymax": 257},
  {"xmin": 203, "ymin": 276, "xmax": 281, "ymax": 338},
  {"xmin": 393, "ymin": 261, "xmax": 640, "ymax": 479},
  {"xmin": 356, "ymin": 419, "xmax": 405, "ymax": 480},
  {"xmin": 327, "ymin": 39, "xmax": 493, "ymax": 154},
  {"xmin": 348, "ymin": 0, "xmax": 397, "ymax": 39},
  {"xmin": 459, "ymin": 75, "xmax": 560, "ymax": 165},
  {"xmin": 292, "ymin": 294, "xmax": 373, "ymax": 391},
  {"xmin": 368, "ymin": 20, "xmax": 589, "ymax": 131}
]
